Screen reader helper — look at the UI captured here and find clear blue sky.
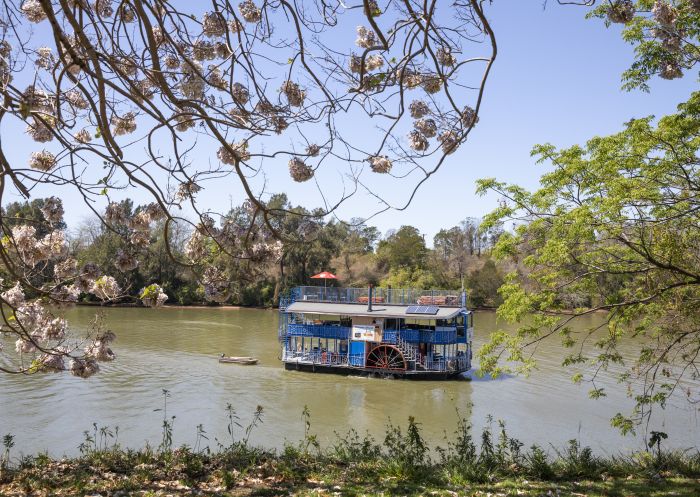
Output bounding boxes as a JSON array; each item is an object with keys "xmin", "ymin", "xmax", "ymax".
[{"xmin": 7, "ymin": 1, "xmax": 697, "ymax": 246}]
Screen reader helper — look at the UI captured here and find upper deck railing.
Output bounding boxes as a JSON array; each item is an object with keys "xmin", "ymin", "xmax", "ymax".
[{"xmin": 291, "ymin": 286, "xmax": 466, "ymax": 307}]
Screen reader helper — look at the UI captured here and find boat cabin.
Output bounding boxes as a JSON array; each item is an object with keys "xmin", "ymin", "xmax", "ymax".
[{"xmin": 278, "ymin": 286, "xmax": 473, "ymax": 379}]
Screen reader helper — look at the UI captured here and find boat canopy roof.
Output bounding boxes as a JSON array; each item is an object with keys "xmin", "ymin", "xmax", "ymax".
[{"xmin": 285, "ymin": 301, "xmax": 464, "ymax": 320}]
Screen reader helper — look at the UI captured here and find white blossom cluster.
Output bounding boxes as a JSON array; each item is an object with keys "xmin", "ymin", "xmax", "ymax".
[
  {"xmin": 271, "ymin": 115, "xmax": 289, "ymax": 134},
  {"xmin": 306, "ymin": 144, "xmax": 321, "ymax": 157},
  {"xmin": 54, "ymin": 257, "xmax": 78, "ymax": 280},
  {"xmin": 105, "ymin": 202, "xmax": 128, "ymax": 226},
  {"xmin": 84, "ymin": 331, "xmax": 116, "ymax": 361},
  {"xmin": 92, "ymin": 0, "xmax": 114, "ymax": 19},
  {"xmin": 174, "ymin": 112, "xmax": 196, "ymax": 132},
  {"xmin": 232, "ymin": 83, "xmax": 250, "ymax": 104},
  {"xmin": 355, "ymin": 26, "xmax": 377, "ymax": 48},
  {"xmin": 369, "ymin": 155, "xmax": 392, "ymax": 174},
  {"xmin": 14, "ymin": 302, "xmax": 67, "ymax": 342},
  {"xmin": 69, "ymin": 357, "xmax": 100, "ymax": 378},
  {"xmin": 408, "ymin": 130, "xmax": 429, "ymax": 152},
  {"xmin": 65, "ymin": 89, "xmax": 89, "ymax": 110},
  {"xmin": 35, "ymin": 46, "xmax": 54, "ymax": 69},
  {"xmin": 119, "ymin": 4, "xmax": 136, "ymax": 23},
  {"xmin": 217, "ymin": 141, "xmax": 250, "ymax": 164},
  {"xmin": 9, "ymin": 225, "xmax": 67, "ymax": 266},
  {"xmin": 179, "ymin": 62, "xmax": 206, "ymax": 99},
  {"xmin": 607, "ymin": 0, "xmax": 635, "ymax": 24},
  {"xmin": 90, "ymin": 275, "xmax": 121, "ymax": 301},
  {"xmin": 652, "ymin": 1, "xmax": 677, "ymax": 27},
  {"xmin": 51, "ymin": 284, "xmax": 80, "ymax": 307},
  {"xmin": 239, "ymin": 0, "xmax": 262, "ymax": 23},
  {"xmin": 202, "ymin": 12, "xmax": 228, "ymax": 38},
  {"xmin": 281, "ymin": 80, "xmax": 306, "ymax": 107},
  {"xmin": 288, "ymin": 157, "xmax": 314, "ymax": 182},
  {"xmin": 21, "ymin": 0, "xmax": 47, "ymax": 23},
  {"xmin": 648, "ymin": 1, "xmax": 683, "ymax": 80},
  {"xmin": 140, "ymin": 284, "xmax": 168, "ymax": 307},
  {"xmin": 436, "ymin": 47, "xmax": 456, "ymax": 67},
  {"xmin": 421, "ymin": 75, "xmax": 442, "ymax": 94},
  {"xmin": 41, "ymin": 197, "xmax": 64, "ymax": 223},
  {"xmin": 111, "ymin": 112, "xmax": 137, "ymax": 136},
  {"xmin": 462, "ymin": 106, "xmax": 479, "ymax": 128},
  {"xmin": 1, "ymin": 282, "xmax": 25, "ymax": 307},
  {"xmin": 410, "ymin": 100, "xmax": 430, "ymax": 119},
  {"xmin": 202, "ymin": 266, "xmax": 231, "ymax": 303},
  {"xmin": 114, "ymin": 249, "xmax": 139, "ymax": 272},
  {"xmin": 438, "ymin": 130, "xmax": 459, "ymax": 155},
  {"xmin": 0, "ymin": 41, "xmax": 11, "ymax": 89},
  {"xmin": 175, "ymin": 181, "xmax": 202, "ymax": 201},
  {"xmin": 38, "ymin": 352, "xmax": 66, "ymax": 372},
  {"xmin": 192, "ymin": 40, "xmax": 217, "ymax": 62},
  {"xmin": 77, "ymin": 262, "xmax": 101, "ymax": 293},
  {"xmin": 185, "ymin": 229, "xmax": 209, "ymax": 262},
  {"xmin": 26, "ymin": 119, "xmax": 53, "ymax": 143},
  {"xmin": 350, "ymin": 54, "xmax": 384, "ymax": 73},
  {"xmin": 28, "ymin": 150, "xmax": 57, "ymax": 172},
  {"xmin": 414, "ymin": 118, "xmax": 437, "ymax": 138},
  {"xmin": 75, "ymin": 128, "xmax": 92, "ymax": 143}
]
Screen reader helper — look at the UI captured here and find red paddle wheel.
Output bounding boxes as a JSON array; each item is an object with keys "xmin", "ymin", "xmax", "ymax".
[{"xmin": 366, "ymin": 345, "xmax": 407, "ymax": 371}]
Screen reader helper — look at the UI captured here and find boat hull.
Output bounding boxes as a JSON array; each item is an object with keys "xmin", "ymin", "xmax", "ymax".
[
  {"xmin": 283, "ymin": 361, "xmax": 469, "ymax": 380},
  {"xmin": 219, "ymin": 357, "xmax": 258, "ymax": 365}
]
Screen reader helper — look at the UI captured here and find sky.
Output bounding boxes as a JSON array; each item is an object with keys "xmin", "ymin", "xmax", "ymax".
[{"xmin": 5, "ymin": 1, "xmax": 697, "ymax": 247}]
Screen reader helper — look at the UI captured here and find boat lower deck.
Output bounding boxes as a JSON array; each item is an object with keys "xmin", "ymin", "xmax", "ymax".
[{"xmin": 282, "ymin": 359, "xmax": 469, "ymax": 380}]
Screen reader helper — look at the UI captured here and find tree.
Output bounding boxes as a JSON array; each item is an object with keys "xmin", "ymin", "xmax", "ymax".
[
  {"xmin": 0, "ymin": 1, "xmax": 495, "ymax": 377},
  {"xmin": 473, "ymin": 0, "xmax": 700, "ymax": 434},
  {"xmin": 377, "ymin": 225, "xmax": 427, "ymax": 270},
  {"xmin": 478, "ymin": 92, "xmax": 700, "ymax": 433},
  {"xmin": 465, "ymin": 259, "xmax": 502, "ymax": 308}
]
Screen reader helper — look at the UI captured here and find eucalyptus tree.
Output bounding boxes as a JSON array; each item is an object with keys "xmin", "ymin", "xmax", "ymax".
[{"xmin": 0, "ymin": 1, "xmax": 494, "ymax": 376}]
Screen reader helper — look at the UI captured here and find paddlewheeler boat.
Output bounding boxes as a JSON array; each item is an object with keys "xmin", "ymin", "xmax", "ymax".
[{"xmin": 278, "ymin": 286, "xmax": 473, "ymax": 380}]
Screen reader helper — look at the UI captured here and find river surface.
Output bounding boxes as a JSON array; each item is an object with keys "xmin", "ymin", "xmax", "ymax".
[{"xmin": 1, "ymin": 307, "xmax": 698, "ymax": 456}]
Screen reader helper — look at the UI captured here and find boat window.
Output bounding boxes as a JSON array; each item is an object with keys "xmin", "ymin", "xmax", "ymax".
[{"xmin": 384, "ymin": 318, "xmax": 399, "ymax": 330}]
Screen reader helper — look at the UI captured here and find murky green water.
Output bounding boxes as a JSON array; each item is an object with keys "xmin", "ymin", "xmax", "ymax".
[{"xmin": 0, "ymin": 307, "xmax": 698, "ymax": 456}]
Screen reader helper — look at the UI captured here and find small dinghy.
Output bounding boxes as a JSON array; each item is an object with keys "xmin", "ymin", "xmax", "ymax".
[{"xmin": 219, "ymin": 354, "xmax": 258, "ymax": 365}]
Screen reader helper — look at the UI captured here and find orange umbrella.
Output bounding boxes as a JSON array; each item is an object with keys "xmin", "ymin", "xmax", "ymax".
[{"xmin": 311, "ymin": 271, "xmax": 337, "ymax": 287}]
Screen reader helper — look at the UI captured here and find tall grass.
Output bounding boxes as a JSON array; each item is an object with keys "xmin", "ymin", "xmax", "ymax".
[{"xmin": 2, "ymin": 399, "xmax": 699, "ymax": 492}]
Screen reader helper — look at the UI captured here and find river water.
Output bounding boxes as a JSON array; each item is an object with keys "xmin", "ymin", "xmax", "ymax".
[{"xmin": 1, "ymin": 307, "xmax": 698, "ymax": 456}]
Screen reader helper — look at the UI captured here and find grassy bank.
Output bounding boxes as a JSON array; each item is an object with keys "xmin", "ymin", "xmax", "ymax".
[{"xmin": 1, "ymin": 410, "xmax": 699, "ymax": 496}]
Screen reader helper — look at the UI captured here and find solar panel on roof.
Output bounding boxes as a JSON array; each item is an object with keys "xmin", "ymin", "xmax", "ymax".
[{"xmin": 406, "ymin": 305, "xmax": 439, "ymax": 315}]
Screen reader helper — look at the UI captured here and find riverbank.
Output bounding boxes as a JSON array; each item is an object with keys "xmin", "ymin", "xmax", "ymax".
[{"xmin": 1, "ymin": 442, "xmax": 698, "ymax": 497}]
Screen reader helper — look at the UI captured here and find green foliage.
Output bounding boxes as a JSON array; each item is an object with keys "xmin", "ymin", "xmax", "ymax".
[
  {"xmin": 376, "ymin": 225, "xmax": 428, "ymax": 269},
  {"xmin": 466, "ymin": 259, "xmax": 503, "ymax": 308},
  {"xmin": 586, "ymin": 0, "xmax": 700, "ymax": 92},
  {"xmin": 478, "ymin": 92, "xmax": 700, "ymax": 428}
]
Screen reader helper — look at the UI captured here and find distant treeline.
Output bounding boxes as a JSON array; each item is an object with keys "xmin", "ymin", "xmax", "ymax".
[{"xmin": 2, "ymin": 195, "xmax": 506, "ymax": 307}]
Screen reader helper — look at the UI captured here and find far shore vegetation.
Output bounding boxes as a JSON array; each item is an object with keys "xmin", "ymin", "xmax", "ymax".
[{"xmin": 2, "ymin": 197, "xmax": 509, "ymax": 309}]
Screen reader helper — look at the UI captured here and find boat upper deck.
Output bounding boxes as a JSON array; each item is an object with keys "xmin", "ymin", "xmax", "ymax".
[
  {"xmin": 285, "ymin": 301, "xmax": 464, "ymax": 319},
  {"xmin": 284, "ymin": 286, "xmax": 468, "ymax": 319}
]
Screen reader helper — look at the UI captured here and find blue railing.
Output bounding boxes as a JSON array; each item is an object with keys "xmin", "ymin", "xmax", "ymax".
[
  {"xmin": 394, "ymin": 328, "xmax": 461, "ymax": 344},
  {"xmin": 292, "ymin": 286, "xmax": 465, "ymax": 307},
  {"xmin": 284, "ymin": 324, "xmax": 469, "ymax": 344},
  {"xmin": 287, "ymin": 324, "xmax": 351, "ymax": 340},
  {"xmin": 424, "ymin": 355, "xmax": 470, "ymax": 372}
]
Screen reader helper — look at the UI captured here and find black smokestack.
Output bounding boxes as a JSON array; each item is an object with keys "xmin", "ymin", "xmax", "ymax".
[{"xmin": 367, "ymin": 284, "xmax": 372, "ymax": 312}]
